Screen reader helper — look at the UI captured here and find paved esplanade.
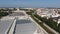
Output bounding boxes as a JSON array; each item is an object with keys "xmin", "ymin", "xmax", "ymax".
[
  {"xmin": 9, "ymin": 11, "xmax": 38, "ymax": 34},
  {"xmin": 0, "ymin": 9, "xmax": 48, "ymax": 34},
  {"xmin": 11, "ymin": 10, "xmax": 47, "ymax": 34}
]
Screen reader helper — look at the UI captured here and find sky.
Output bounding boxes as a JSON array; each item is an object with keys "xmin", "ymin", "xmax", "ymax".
[{"xmin": 0, "ymin": 0, "xmax": 60, "ymax": 8}]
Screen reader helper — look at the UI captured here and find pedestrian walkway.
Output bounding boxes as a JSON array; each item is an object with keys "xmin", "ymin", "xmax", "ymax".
[
  {"xmin": 0, "ymin": 19, "xmax": 14, "ymax": 34},
  {"xmin": 14, "ymin": 19, "xmax": 38, "ymax": 34}
]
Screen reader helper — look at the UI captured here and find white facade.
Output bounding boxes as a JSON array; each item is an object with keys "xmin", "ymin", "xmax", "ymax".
[
  {"xmin": 58, "ymin": 19, "xmax": 60, "ymax": 24},
  {"xmin": 51, "ymin": 13, "xmax": 59, "ymax": 18},
  {"xmin": 37, "ymin": 9, "xmax": 51, "ymax": 17}
]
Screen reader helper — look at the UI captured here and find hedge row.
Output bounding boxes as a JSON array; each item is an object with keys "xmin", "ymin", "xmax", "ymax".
[
  {"xmin": 34, "ymin": 14, "xmax": 60, "ymax": 33},
  {"xmin": 0, "ymin": 12, "xmax": 9, "ymax": 18}
]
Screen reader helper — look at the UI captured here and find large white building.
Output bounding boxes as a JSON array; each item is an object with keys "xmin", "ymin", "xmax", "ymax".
[
  {"xmin": 36, "ymin": 8, "xmax": 60, "ymax": 18},
  {"xmin": 36, "ymin": 9, "xmax": 52, "ymax": 17}
]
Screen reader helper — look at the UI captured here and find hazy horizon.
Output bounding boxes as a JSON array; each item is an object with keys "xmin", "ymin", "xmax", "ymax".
[{"xmin": 0, "ymin": 0, "xmax": 60, "ymax": 8}]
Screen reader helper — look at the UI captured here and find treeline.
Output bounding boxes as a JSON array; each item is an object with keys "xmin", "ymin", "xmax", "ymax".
[
  {"xmin": 19, "ymin": 9, "xmax": 29, "ymax": 11},
  {"xmin": 0, "ymin": 8, "xmax": 17, "ymax": 11},
  {"xmin": 0, "ymin": 12, "xmax": 9, "ymax": 18},
  {"xmin": 34, "ymin": 14, "xmax": 60, "ymax": 33}
]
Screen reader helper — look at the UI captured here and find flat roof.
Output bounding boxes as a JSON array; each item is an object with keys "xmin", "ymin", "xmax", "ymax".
[
  {"xmin": 14, "ymin": 19, "xmax": 37, "ymax": 34},
  {"xmin": 0, "ymin": 19, "xmax": 14, "ymax": 34}
]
